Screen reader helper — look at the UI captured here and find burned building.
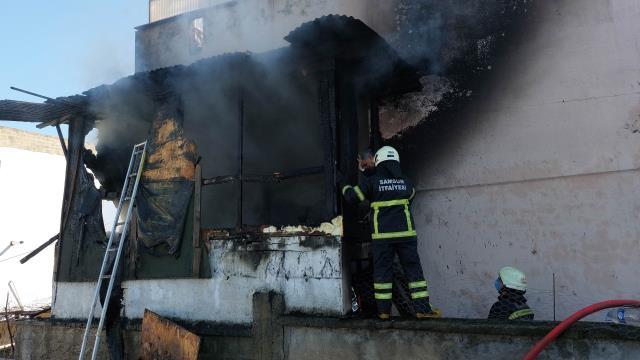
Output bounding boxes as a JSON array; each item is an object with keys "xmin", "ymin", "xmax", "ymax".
[
  {"xmin": 4, "ymin": 0, "xmax": 640, "ymax": 358},
  {"xmin": 1, "ymin": 16, "xmax": 419, "ymax": 324}
]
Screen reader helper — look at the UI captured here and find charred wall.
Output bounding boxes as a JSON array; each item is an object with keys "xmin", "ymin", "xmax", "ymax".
[{"xmin": 397, "ymin": 0, "xmax": 640, "ymax": 320}]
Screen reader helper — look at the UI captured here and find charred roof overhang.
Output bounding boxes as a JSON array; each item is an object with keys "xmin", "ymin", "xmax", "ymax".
[
  {"xmin": 285, "ymin": 15, "xmax": 421, "ymax": 98},
  {"xmin": 0, "ymin": 97, "xmax": 86, "ymax": 125},
  {"xmin": 0, "ymin": 15, "xmax": 419, "ymax": 132}
]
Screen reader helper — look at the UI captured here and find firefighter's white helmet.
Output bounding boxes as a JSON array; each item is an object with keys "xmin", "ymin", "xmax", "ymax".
[
  {"xmin": 499, "ymin": 266, "xmax": 527, "ymax": 291},
  {"xmin": 374, "ymin": 146, "xmax": 400, "ymax": 166}
]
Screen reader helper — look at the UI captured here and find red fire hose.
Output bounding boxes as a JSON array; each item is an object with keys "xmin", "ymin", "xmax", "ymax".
[{"xmin": 523, "ymin": 299, "xmax": 640, "ymax": 360}]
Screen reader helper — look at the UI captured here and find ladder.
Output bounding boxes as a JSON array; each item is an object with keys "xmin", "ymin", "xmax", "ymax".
[{"xmin": 79, "ymin": 141, "xmax": 147, "ymax": 360}]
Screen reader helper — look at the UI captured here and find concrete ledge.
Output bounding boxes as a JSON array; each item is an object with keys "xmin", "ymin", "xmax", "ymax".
[
  {"xmin": 280, "ymin": 315, "xmax": 640, "ymax": 342},
  {"xmin": 45, "ymin": 317, "xmax": 253, "ymax": 338}
]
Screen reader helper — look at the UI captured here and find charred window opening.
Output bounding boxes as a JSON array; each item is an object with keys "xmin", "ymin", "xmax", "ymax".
[{"xmin": 190, "ymin": 17, "xmax": 204, "ymax": 53}]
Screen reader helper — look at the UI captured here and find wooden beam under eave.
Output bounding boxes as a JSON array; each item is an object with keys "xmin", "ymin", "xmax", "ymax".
[{"xmin": 36, "ymin": 114, "xmax": 74, "ymax": 129}]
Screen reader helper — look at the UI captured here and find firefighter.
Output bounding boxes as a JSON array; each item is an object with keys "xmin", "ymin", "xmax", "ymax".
[
  {"xmin": 488, "ymin": 266, "xmax": 534, "ymax": 320},
  {"xmin": 342, "ymin": 146, "xmax": 438, "ymax": 320}
]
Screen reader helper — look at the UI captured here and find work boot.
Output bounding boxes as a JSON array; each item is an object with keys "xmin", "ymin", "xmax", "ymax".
[
  {"xmin": 416, "ymin": 309, "xmax": 441, "ymax": 319},
  {"xmin": 378, "ymin": 313, "xmax": 391, "ymax": 321}
]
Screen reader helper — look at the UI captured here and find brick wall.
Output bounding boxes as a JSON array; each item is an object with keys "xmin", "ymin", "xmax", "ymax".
[{"xmin": 0, "ymin": 126, "xmax": 95, "ymax": 155}]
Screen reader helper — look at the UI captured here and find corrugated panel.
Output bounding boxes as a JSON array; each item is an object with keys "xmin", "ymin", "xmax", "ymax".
[
  {"xmin": 0, "ymin": 100, "xmax": 79, "ymax": 123},
  {"xmin": 149, "ymin": 0, "xmax": 230, "ymax": 22}
]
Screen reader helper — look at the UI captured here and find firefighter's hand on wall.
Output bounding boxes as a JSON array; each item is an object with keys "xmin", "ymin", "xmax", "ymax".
[
  {"xmin": 357, "ymin": 156, "xmax": 366, "ymax": 172},
  {"xmin": 335, "ymin": 170, "xmax": 346, "ymax": 186}
]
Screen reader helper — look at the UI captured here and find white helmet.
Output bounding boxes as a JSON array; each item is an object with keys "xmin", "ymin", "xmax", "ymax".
[
  {"xmin": 499, "ymin": 266, "xmax": 527, "ymax": 291},
  {"xmin": 374, "ymin": 146, "xmax": 400, "ymax": 166}
]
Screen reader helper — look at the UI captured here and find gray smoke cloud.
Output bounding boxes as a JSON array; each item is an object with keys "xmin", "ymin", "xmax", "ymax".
[{"xmin": 83, "ymin": 1, "xmax": 532, "ymax": 226}]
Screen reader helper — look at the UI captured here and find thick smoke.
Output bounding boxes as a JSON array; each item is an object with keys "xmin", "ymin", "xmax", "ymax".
[
  {"xmin": 84, "ymin": 0, "xmax": 532, "ymax": 227},
  {"xmin": 87, "ymin": 46, "xmax": 327, "ymax": 229}
]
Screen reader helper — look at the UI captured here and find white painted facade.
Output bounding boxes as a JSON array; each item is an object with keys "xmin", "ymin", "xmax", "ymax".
[
  {"xmin": 0, "ymin": 143, "xmax": 64, "ymax": 309},
  {"xmin": 412, "ymin": 0, "xmax": 640, "ymax": 320},
  {"xmin": 52, "ymin": 236, "xmax": 348, "ymax": 323},
  {"xmin": 0, "ymin": 127, "xmax": 114, "ymax": 313}
]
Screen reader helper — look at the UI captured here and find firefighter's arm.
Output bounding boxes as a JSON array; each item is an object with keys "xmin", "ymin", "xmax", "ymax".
[
  {"xmin": 487, "ymin": 302, "xmax": 501, "ymax": 319},
  {"xmin": 342, "ymin": 184, "xmax": 367, "ymax": 204}
]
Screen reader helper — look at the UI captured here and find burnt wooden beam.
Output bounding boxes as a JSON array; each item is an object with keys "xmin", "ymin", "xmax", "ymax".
[
  {"xmin": 201, "ymin": 166, "xmax": 324, "ymax": 186},
  {"xmin": 237, "ymin": 91, "xmax": 244, "ymax": 230},
  {"xmin": 318, "ymin": 64, "xmax": 338, "ymax": 219},
  {"xmin": 55, "ymin": 124, "xmax": 68, "ymax": 159},
  {"xmin": 128, "ymin": 210, "xmax": 139, "ymax": 279},
  {"xmin": 54, "ymin": 116, "xmax": 87, "ymax": 282},
  {"xmin": 19, "ymin": 234, "xmax": 59, "ymax": 264},
  {"xmin": 369, "ymin": 99, "xmax": 381, "ymax": 150},
  {"xmin": 192, "ymin": 164, "xmax": 202, "ymax": 278}
]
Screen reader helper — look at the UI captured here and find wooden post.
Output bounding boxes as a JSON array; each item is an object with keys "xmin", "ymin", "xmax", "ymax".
[
  {"xmin": 369, "ymin": 99, "xmax": 381, "ymax": 150},
  {"xmin": 253, "ymin": 292, "xmax": 285, "ymax": 360},
  {"xmin": 318, "ymin": 65, "xmax": 337, "ymax": 220},
  {"xmin": 128, "ymin": 210, "xmax": 139, "ymax": 279},
  {"xmin": 54, "ymin": 116, "xmax": 86, "ymax": 282},
  {"xmin": 192, "ymin": 164, "xmax": 202, "ymax": 278}
]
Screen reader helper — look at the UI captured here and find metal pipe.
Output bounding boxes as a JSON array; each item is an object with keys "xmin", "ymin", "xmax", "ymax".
[
  {"xmin": 7, "ymin": 282, "xmax": 23, "ymax": 311},
  {"xmin": 10, "ymin": 86, "xmax": 54, "ymax": 101},
  {"xmin": 10, "ymin": 86, "xmax": 80, "ymax": 108},
  {"xmin": 0, "ymin": 242, "xmax": 15, "ymax": 257},
  {"xmin": 552, "ymin": 273, "xmax": 556, "ymax": 321}
]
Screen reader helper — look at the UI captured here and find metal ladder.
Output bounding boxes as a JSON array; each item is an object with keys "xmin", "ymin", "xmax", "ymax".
[{"xmin": 79, "ymin": 141, "xmax": 147, "ymax": 360}]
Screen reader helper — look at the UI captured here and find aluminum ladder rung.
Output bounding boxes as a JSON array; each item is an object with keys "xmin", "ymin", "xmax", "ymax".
[{"xmin": 79, "ymin": 141, "xmax": 147, "ymax": 360}]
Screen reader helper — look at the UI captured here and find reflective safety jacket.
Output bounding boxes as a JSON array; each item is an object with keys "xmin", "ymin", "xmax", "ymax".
[
  {"xmin": 342, "ymin": 162, "xmax": 417, "ymax": 242},
  {"xmin": 488, "ymin": 291, "xmax": 534, "ymax": 320}
]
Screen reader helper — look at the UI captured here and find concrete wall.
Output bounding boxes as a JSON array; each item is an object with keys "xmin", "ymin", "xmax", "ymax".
[
  {"xmin": 135, "ymin": 0, "xmax": 397, "ymax": 71},
  {"xmin": 283, "ymin": 317, "xmax": 640, "ymax": 360},
  {"xmin": 408, "ymin": 0, "xmax": 640, "ymax": 320},
  {"xmin": 14, "ymin": 318, "xmax": 252, "ymax": 360},
  {"xmin": 0, "ymin": 128, "xmax": 65, "ymax": 310},
  {"xmin": 15, "ymin": 293, "xmax": 640, "ymax": 359},
  {"xmin": 52, "ymin": 236, "xmax": 348, "ymax": 323},
  {"xmin": 0, "ymin": 127, "xmax": 114, "ymax": 312}
]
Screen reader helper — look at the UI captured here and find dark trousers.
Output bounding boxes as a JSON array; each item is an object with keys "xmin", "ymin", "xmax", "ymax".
[
  {"xmin": 372, "ymin": 240, "xmax": 431, "ymax": 314},
  {"xmin": 99, "ymin": 254, "xmax": 124, "ymax": 360}
]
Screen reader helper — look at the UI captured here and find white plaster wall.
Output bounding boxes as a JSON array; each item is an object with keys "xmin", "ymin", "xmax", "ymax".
[
  {"xmin": 0, "ymin": 147, "xmax": 64, "ymax": 309},
  {"xmin": 52, "ymin": 236, "xmax": 347, "ymax": 323},
  {"xmin": 412, "ymin": 0, "xmax": 640, "ymax": 320},
  {"xmin": 137, "ymin": 0, "xmax": 396, "ymax": 71}
]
